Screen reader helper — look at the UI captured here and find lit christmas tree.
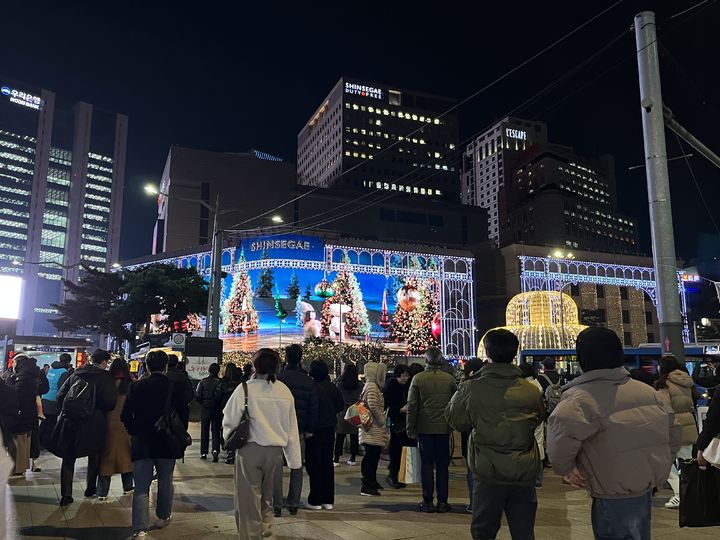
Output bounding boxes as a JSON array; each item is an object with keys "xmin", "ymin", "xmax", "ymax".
[
  {"xmin": 391, "ymin": 277, "xmax": 440, "ymax": 354},
  {"xmin": 321, "ymin": 270, "xmax": 371, "ymax": 337},
  {"xmin": 222, "ymin": 253, "xmax": 259, "ymax": 334}
]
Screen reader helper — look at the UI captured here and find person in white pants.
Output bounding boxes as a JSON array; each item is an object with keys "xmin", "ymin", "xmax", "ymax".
[{"xmin": 654, "ymin": 356, "xmax": 699, "ymax": 509}]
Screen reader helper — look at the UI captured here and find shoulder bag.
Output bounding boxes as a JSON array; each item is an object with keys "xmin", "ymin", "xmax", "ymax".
[
  {"xmin": 154, "ymin": 382, "xmax": 192, "ymax": 454},
  {"xmin": 225, "ymin": 381, "xmax": 250, "ymax": 452},
  {"xmin": 344, "ymin": 387, "xmax": 373, "ymax": 431}
]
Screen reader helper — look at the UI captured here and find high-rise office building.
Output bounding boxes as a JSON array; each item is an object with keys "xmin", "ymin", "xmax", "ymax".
[
  {"xmin": 461, "ymin": 117, "xmax": 548, "ymax": 244},
  {"xmin": 0, "ymin": 81, "xmax": 127, "ymax": 336},
  {"xmin": 502, "ymin": 145, "xmax": 638, "ymax": 253},
  {"xmin": 297, "ymin": 77, "xmax": 460, "ymax": 201}
]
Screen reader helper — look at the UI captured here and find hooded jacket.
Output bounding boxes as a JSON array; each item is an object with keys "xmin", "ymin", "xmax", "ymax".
[
  {"xmin": 446, "ymin": 362, "xmax": 544, "ymax": 485},
  {"xmin": 406, "ymin": 365, "xmax": 455, "ymax": 437},
  {"xmin": 547, "ymin": 367, "xmax": 674, "ymax": 499},
  {"xmin": 657, "ymin": 370, "xmax": 698, "ymax": 447},
  {"xmin": 359, "ymin": 363, "xmax": 389, "ymax": 447},
  {"xmin": 9, "ymin": 359, "xmax": 41, "ymax": 433},
  {"xmin": 42, "ymin": 360, "xmax": 72, "ymax": 415}
]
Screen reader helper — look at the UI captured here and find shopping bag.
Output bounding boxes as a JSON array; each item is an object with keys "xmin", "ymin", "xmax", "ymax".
[
  {"xmin": 344, "ymin": 401, "xmax": 372, "ymax": 431},
  {"xmin": 403, "ymin": 446, "xmax": 422, "ymax": 484},
  {"xmin": 398, "ymin": 446, "xmax": 408, "ymax": 484},
  {"xmin": 703, "ymin": 437, "xmax": 720, "ymax": 468},
  {"xmin": 679, "ymin": 459, "xmax": 720, "ymax": 527}
]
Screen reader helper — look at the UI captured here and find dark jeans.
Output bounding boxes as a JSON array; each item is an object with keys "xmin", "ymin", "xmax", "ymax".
[
  {"xmin": 97, "ymin": 472, "xmax": 134, "ymax": 497},
  {"xmin": 361, "ymin": 443, "xmax": 382, "ymax": 490},
  {"xmin": 334, "ymin": 432, "xmax": 359, "ymax": 462},
  {"xmin": 200, "ymin": 408, "xmax": 222, "ymax": 456},
  {"xmin": 471, "ymin": 479, "xmax": 537, "ymax": 540},
  {"xmin": 273, "ymin": 434, "xmax": 305, "ymax": 510},
  {"xmin": 591, "ymin": 492, "xmax": 651, "ymax": 540},
  {"xmin": 388, "ymin": 431, "xmax": 412, "ymax": 481},
  {"xmin": 132, "ymin": 458, "xmax": 175, "ymax": 533},
  {"xmin": 306, "ymin": 429, "xmax": 335, "ymax": 505},
  {"xmin": 418, "ymin": 433, "xmax": 450, "ymax": 504},
  {"xmin": 61, "ymin": 454, "xmax": 100, "ymax": 498}
]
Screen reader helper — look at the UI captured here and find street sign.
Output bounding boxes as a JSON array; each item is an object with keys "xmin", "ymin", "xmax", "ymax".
[{"xmin": 170, "ymin": 333, "xmax": 186, "ymax": 351}]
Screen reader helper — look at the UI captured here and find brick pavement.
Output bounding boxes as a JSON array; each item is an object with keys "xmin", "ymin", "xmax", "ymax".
[{"xmin": 9, "ymin": 423, "xmax": 716, "ymax": 539}]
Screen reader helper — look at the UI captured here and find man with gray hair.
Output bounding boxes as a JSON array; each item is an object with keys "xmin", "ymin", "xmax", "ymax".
[{"xmin": 406, "ymin": 346, "xmax": 456, "ymax": 513}]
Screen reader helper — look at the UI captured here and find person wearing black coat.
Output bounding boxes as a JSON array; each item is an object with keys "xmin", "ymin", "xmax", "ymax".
[
  {"xmin": 274, "ymin": 344, "xmax": 319, "ymax": 515},
  {"xmin": 698, "ymin": 390, "xmax": 720, "ymax": 467},
  {"xmin": 194, "ymin": 363, "xmax": 223, "ymax": 461},
  {"xmin": 383, "ymin": 364, "xmax": 411, "ymax": 489},
  {"xmin": 121, "ymin": 350, "xmax": 189, "ymax": 537},
  {"xmin": 51, "ymin": 350, "xmax": 117, "ymax": 506},
  {"xmin": 0, "ymin": 376, "xmax": 18, "ymax": 457},
  {"xmin": 8, "ymin": 355, "xmax": 41, "ymax": 475},
  {"xmin": 305, "ymin": 360, "xmax": 344, "ymax": 509},
  {"xmin": 215, "ymin": 363, "xmax": 243, "ymax": 464},
  {"xmin": 167, "ymin": 354, "xmax": 194, "ymax": 409}
]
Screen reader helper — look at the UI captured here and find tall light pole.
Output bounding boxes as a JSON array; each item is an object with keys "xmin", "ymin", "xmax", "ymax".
[{"xmin": 634, "ymin": 11, "xmax": 685, "ymax": 361}]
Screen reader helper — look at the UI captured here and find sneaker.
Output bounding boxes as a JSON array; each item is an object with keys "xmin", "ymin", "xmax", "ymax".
[
  {"xmin": 131, "ymin": 532, "xmax": 147, "ymax": 538},
  {"xmin": 59, "ymin": 496, "xmax": 73, "ymax": 507},
  {"xmin": 385, "ymin": 476, "xmax": 405, "ymax": 489},
  {"xmin": 123, "ymin": 487, "xmax": 135, "ymax": 495},
  {"xmin": 97, "ymin": 496, "xmax": 108, "ymax": 502},
  {"xmin": 437, "ymin": 502, "xmax": 452, "ymax": 514},
  {"xmin": 665, "ymin": 496, "xmax": 680, "ymax": 509},
  {"xmin": 200, "ymin": 454, "xmax": 207, "ymax": 460},
  {"xmin": 333, "ymin": 461, "xmax": 340, "ymax": 468},
  {"xmin": 305, "ymin": 502, "xmax": 322, "ymax": 510},
  {"xmin": 288, "ymin": 507, "xmax": 298, "ymax": 516},
  {"xmin": 346, "ymin": 460, "xmax": 356, "ymax": 466},
  {"xmin": 156, "ymin": 514, "xmax": 172, "ymax": 528},
  {"xmin": 321, "ymin": 504, "xmax": 333, "ymax": 510},
  {"xmin": 212, "ymin": 451, "xmax": 219, "ymax": 463},
  {"xmin": 274, "ymin": 508, "xmax": 282, "ymax": 518},
  {"xmin": 419, "ymin": 501, "xmax": 436, "ymax": 513},
  {"xmin": 84, "ymin": 488, "xmax": 97, "ymax": 498},
  {"xmin": 360, "ymin": 488, "xmax": 381, "ymax": 497}
]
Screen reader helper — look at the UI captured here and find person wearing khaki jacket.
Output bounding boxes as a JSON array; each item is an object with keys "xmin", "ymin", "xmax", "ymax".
[
  {"xmin": 547, "ymin": 327, "xmax": 674, "ymax": 540},
  {"xmin": 359, "ymin": 362, "xmax": 388, "ymax": 496},
  {"xmin": 654, "ymin": 355, "xmax": 698, "ymax": 509}
]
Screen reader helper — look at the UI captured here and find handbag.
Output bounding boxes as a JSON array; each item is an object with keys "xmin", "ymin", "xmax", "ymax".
[
  {"xmin": 679, "ymin": 459, "xmax": 720, "ymax": 527},
  {"xmin": 225, "ymin": 381, "xmax": 250, "ymax": 452},
  {"xmin": 154, "ymin": 382, "xmax": 192, "ymax": 454},
  {"xmin": 703, "ymin": 436, "xmax": 720, "ymax": 467},
  {"xmin": 344, "ymin": 390, "xmax": 372, "ymax": 431}
]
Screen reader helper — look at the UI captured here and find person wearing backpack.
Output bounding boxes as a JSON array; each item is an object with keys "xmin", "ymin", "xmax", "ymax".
[
  {"xmin": 194, "ymin": 363, "xmax": 223, "ymax": 462},
  {"xmin": 51, "ymin": 349, "xmax": 117, "ymax": 506},
  {"xmin": 39, "ymin": 353, "xmax": 72, "ymax": 449},
  {"xmin": 122, "ymin": 350, "xmax": 190, "ymax": 539}
]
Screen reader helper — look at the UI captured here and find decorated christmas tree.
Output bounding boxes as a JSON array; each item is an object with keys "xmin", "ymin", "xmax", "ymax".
[
  {"xmin": 222, "ymin": 253, "xmax": 259, "ymax": 334},
  {"xmin": 286, "ymin": 270, "xmax": 300, "ymax": 299},
  {"xmin": 391, "ymin": 277, "xmax": 440, "ymax": 354},
  {"xmin": 321, "ymin": 269, "xmax": 371, "ymax": 337}
]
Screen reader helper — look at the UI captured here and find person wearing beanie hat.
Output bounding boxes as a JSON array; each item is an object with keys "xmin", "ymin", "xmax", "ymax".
[{"xmin": 547, "ymin": 327, "xmax": 676, "ymax": 540}]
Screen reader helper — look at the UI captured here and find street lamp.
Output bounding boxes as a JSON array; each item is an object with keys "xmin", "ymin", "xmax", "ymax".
[{"xmin": 271, "ymin": 215, "xmax": 284, "ymax": 223}]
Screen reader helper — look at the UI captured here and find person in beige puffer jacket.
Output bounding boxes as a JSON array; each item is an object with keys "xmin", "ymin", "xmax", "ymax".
[
  {"xmin": 547, "ymin": 328, "xmax": 676, "ymax": 540},
  {"xmin": 654, "ymin": 355, "xmax": 699, "ymax": 509},
  {"xmin": 359, "ymin": 362, "xmax": 388, "ymax": 496}
]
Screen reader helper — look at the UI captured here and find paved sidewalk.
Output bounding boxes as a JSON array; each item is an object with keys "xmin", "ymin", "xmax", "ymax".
[{"xmin": 9, "ymin": 423, "xmax": 714, "ymax": 539}]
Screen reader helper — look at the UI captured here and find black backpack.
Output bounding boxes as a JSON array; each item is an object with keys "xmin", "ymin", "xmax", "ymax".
[{"xmin": 62, "ymin": 377, "xmax": 96, "ymax": 420}]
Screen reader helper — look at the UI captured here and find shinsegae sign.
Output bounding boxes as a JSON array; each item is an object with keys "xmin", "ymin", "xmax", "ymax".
[{"xmin": 344, "ymin": 82, "xmax": 383, "ymax": 100}]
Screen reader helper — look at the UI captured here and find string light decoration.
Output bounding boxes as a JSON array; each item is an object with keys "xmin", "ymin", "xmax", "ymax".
[
  {"xmin": 392, "ymin": 277, "xmax": 440, "ymax": 354},
  {"xmin": 604, "ymin": 285, "xmax": 623, "ymax": 343},
  {"xmin": 222, "ymin": 249, "xmax": 260, "ymax": 334},
  {"xmin": 478, "ymin": 291, "xmax": 587, "ymax": 360}
]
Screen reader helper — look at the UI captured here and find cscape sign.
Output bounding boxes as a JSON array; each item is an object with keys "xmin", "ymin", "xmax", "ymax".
[
  {"xmin": 505, "ymin": 128, "xmax": 527, "ymax": 141},
  {"xmin": 344, "ymin": 82, "xmax": 383, "ymax": 100},
  {"xmin": 1, "ymin": 86, "xmax": 43, "ymax": 110}
]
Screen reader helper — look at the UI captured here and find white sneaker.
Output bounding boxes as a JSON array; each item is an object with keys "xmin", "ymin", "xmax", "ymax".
[
  {"xmin": 664, "ymin": 496, "xmax": 680, "ymax": 509},
  {"xmin": 346, "ymin": 460, "xmax": 355, "ymax": 466},
  {"xmin": 97, "ymin": 496, "xmax": 108, "ymax": 502},
  {"xmin": 333, "ymin": 461, "xmax": 340, "ymax": 468},
  {"xmin": 321, "ymin": 504, "xmax": 333, "ymax": 510},
  {"xmin": 304, "ymin": 502, "xmax": 322, "ymax": 510},
  {"xmin": 131, "ymin": 532, "xmax": 147, "ymax": 538},
  {"xmin": 156, "ymin": 514, "xmax": 172, "ymax": 528}
]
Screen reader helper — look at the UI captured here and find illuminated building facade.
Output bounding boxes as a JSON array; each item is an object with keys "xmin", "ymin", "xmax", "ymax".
[
  {"xmin": 0, "ymin": 81, "xmax": 127, "ymax": 336},
  {"xmin": 461, "ymin": 117, "xmax": 549, "ymax": 244},
  {"xmin": 297, "ymin": 77, "xmax": 460, "ymax": 201}
]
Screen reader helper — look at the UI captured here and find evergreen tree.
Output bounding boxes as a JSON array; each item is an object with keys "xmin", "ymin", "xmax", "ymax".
[
  {"xmin": 321, "ymin": 270, "xmax": 371, "ymax": 337},
  {"xmin": 223, "ymin": 265, "xmax": 260, "ymax": 334},
  {"xmin": 286, "ymin": 270, "xmax": 300, "ymax": 299},
  {"xmin": 302, "ymin": 283, "xmax": 312, "ymax": 301},
  {"xmin": 391, "ymin": 277, "xmax": 440, "ymax": 354},
  {"xmin": 255, "ymin": 249, "xmax": 275, "ymax": 297}
]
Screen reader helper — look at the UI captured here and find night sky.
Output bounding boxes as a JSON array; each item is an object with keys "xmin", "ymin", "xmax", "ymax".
[{"xmin": 2, "ymin": 1, "xmax": 718, "ymax": 262}]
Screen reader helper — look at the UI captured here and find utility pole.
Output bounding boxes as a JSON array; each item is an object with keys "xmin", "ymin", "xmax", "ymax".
[
  {"xmin": 209, "ymin": 195, "xmax": 223, "ymax": 339},
  {"xmin": 634, "ymin": 11, "xmax": 685, "ymax": 361}
]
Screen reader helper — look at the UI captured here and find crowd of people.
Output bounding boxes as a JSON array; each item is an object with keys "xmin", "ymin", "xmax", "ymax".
[{"xmin": 1, "ymin": 328, "xmax": 719, "ymax": 540}]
